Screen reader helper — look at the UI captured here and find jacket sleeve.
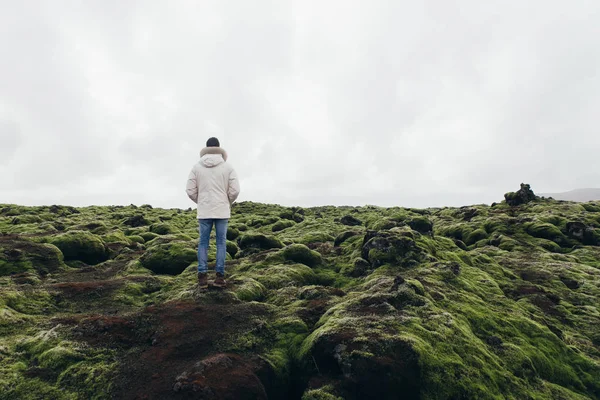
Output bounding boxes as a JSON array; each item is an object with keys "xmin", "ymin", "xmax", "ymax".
[
  {"xmin": 227, "ymin": 169, "xmax": 240, "ymax": 205},
  {"xmin": 186, "ymin": 168, "xmax": 198, "ymax": 203}
]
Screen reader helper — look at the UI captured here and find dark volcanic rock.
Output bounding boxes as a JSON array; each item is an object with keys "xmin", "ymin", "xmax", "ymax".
[
  {"xmin": 123, "ymin": 214, "xmax": 150, "ymax": 227},
  {"xmin": 334, "ymin": 231, "xmax": 360, "ymax": 247},
  {"xmin": 340, "ymin": 215, "xmax": 363, "ymax": 226},
  {"xmin": 565, "ymin": 221, "xmax": 599, "ymax": 245},
  {"xmin": 361, "ymin": 230, "xmax": 424, "ymax": 268},
  {"xmin": 504, "ymin": 183, "xmax": 537, "ymax": 206}
]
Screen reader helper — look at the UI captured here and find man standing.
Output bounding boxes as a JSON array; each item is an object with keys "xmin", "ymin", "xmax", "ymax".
[{"xmin": 186, "ymin": 137, "xmax": 240, "ymax": 288}]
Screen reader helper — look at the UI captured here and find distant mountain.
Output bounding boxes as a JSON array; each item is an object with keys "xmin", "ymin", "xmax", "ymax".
[{"xmin": 539, "ymin": 188, "xmax": 600, "ymax": 202}]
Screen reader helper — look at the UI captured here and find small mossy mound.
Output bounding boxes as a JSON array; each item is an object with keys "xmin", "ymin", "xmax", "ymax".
[
  {"xmin": 272, "ymin": 220, "xmax": 295, "ymax": 232},
  {"xmin": 67, "ymin": 222, "xmax": 108, "ymax": 235},
  {"xmin": 340, "ymin": 215, "xmax": 362, "ymax": 226},
  {"xmin": 278, "ymin": 244, "xmax": 322, "ymax": 267},
  {"xmin": 0, "ymin": 238, "xmax": 64, "ymax": 276},
  {"xmin": 239, "ymin": 233, "xmax": 284, "ymax": 251},
  {"xmin": 407, "ymin": 216, "xmax": 433, "ymax": 233},
  {"xmin": 127, "ymin": 235, "xmax": 145, "ymax": 244},
  {"xmin": 247, "ymin": 216, "xmax": 279, "ymax": 228},
  {"xmin": 280, "ymin": 209, "xmax": 305, "ymax": 223},
  {"xmin": 340, "ymin": 257, "xmax": 371, "ymax": 277},
  {"xmin": 102, "ymin": 231, "xmax": 133, "ymax": 246},
  {"xmin": 149, "ymin": 222, "xmax": 176, "ymax": 235},
  {"xmin": 334, "ymin": 231, "xmax": 361, "ymax": 247},
  {"xmin": 10, "ymin": 215, "xmax": 43, "ymax": 225},
  {"xmin": 361, "ymin": 230, "xmax": 425, "ymax": 268},
  {"xmin": 139, "ymin": 242, "xmax": 196, "ymax": 275},
  {"xmin": 525, "ymin": 222, "xmax": 567, "ymax": 243},
  {"xmin": 226, "ymin": 240, "xmax": 239, "ymax": 257},
  {"xmin": 504, "ymin": 183, "xmax": 538, "ymax": 206},
  {"xmin": 565, "ymin": 221, "xmax": 599, "ymax": 245},
  {"xmin": 298, "ymin": 232, "xmax": 335, "ymax": 245},
  {"xmin": 139, "ymin": 231, "xmax": 159, "ymax": 242},
  {"xmin": 123, "ymin": 214, "xmax": 150, "ymax": 227},
  {"xmin": 233, "ymin": 277, "xmax": 267, "ymax": 302},
  {"xmin": 464, "ymin": 228, "xmax": 489, "ymax": 245},
  {"xmin": 301, "ymin": 386, "xmax": 343, "ymax": 400},
  {"xmin": 250, "ymin": 263, "xmax": 316, "ymax": 289},
  {"xmin": 226, "ymin": 226, "xmax": 240, "ymax": 240},
  {"xmin": 50, "ymin": 231, "xmax": 107, "ymax": 265}
]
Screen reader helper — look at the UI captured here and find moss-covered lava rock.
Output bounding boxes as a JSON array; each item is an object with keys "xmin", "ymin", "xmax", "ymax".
[
  {"xmin": 139, "ymin": 242, "xmax": 196, "ymax": 275},
  {"xmin": 50, "ymin": 231, "xmax": 108, "ymax": 265},
  {"xmin": 1, "ymin": 190, "xmax": 600, "ymax": 400}
]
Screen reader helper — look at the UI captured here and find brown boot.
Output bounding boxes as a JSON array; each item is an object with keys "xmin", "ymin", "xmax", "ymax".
[
  {"xmin": 197, "ymin": 272, "xmax": 208, "ymax": 288},
  {"xmin": 214, "ymin": 272, "xmax": 226, "ymax": 288}
]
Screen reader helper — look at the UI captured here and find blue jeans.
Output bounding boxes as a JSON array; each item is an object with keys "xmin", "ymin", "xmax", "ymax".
[{"xmin": 197, "ymin": 219, "xmax": 228, "ymax": 275}]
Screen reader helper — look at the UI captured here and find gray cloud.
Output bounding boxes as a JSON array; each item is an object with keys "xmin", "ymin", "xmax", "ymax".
[{"xmin": 1, "ymin": 0, "xmax": 599, "ymax": 208}]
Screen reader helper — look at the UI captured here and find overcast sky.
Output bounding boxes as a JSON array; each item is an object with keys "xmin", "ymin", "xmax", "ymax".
[{"xmin": 1, "ymin": 1, "xmax": 599, "ymax": 209}]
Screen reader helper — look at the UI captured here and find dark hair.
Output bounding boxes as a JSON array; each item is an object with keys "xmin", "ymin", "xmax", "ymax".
[{"xmin": 206, "ymin": 137, "xmax": 220, "ymax": 147}]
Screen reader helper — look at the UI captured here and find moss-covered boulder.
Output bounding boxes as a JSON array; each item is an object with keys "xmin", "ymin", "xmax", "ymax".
[
  {"xmin": 464, "ymin": 228, "xmax": 489, "ymax": 245},
  {"xmin": 340, "ymin": 215, "xmax": 362, "ymax": 226},
  {"xmin": 139, "ymin": 242, "xmax": 196, "ymax": 275},
  {"xmin": 149, "ymin": 223, "xmax": 176, "ymax": 235},
  {"xmin": 361, "ymin": 231, "xmax": 424, "ymax": 268},
  {"xmin": 407, "ymin": 216, "xmax": 433, "ymax": 233},
  {"xmin": 276, "ymin": 244, "xmax": 323, "ymax": 267},
  {"xmin": 504, "ymin": 183, "xmax": 537, "ymax": 206},
  {"xmin": 226, "ymin": 240, "xmax": 239, "ymax": 257},
  {"xmin": 10, "ymin": 215, "xmax": 42, "ymax": 225},
  {"xmin": 123, "ymin": 214, "xmax": 150, "ymax": 227},
  {"xmin": 68, "ymin": 222, "xmax": 108, "ymax": 235},
  {"xmin": 565, "ymin": 221, "xmax": 599, "ymax": 245},
  {"xmin": 0, "ymin": 238, "xmax": 64, "ymax": 276},
  {"xmin": 234, "ymin": 277, "xmax": 267, "ymax": 302},
  {"xmin": 127, "ymin": 235, "xmax": 145, "ymax": 244},
  {"xmin": 298, "ymin": 232, "xmax": 335, "ymax": 245},
  {"xmin": 341, "ymin": 257, "xmax": 371, "ymax": 277},
  {"xmin": 334, "ymin": 231, "xmax": 361, "ymax": 247},
  {"xmin": 239, "ymin": 234, "xmax": 284, "ymax": 251},
  {"xmin": 50, "ymin": 231, "xmax": 107, "ymax": 265},
  {"xmin": 272, "ymin": 220, "xmax": 295, "ymax": 232},
  {"xmin": 525, "ymin": 222, "xmax": 567, "ymax": 243},
  {"xmin": 226, "ymin": 226, "xmax": 240, "ymax": 240},
  {"xmin": 279, "ymin": 209, "xmax": 305, "ymax": 223},
  {"xmin": 250, "ymin": 263, "xmax": 316, "ymax": 289},
  {"xmin": 139, "ymin": 232, "xmax": 159, "ymax": 242}
]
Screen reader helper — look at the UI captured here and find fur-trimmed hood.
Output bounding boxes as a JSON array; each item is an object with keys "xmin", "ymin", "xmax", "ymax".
[
  {"xmin": 199, "ymin": 147, "xmax": 228, "ymax": 168},
  {"xmin": 200, "ymin": 147, "xmax": 228, "ymax": 161}
]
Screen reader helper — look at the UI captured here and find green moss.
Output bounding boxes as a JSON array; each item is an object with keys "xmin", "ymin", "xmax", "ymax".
[
  {"xmin": 407, "ymin": 216, "xmax": 433, "ymax": 233},
  {"xmin": 10, "ymin": 215, "xmax": 42, "ymax": 225},
  {"xmin": 233, "ymin": 278, "xmax": 267, "ymax": 302},
  {"xmin": 126, "ymin": 235, "xmax": 145, "ymax": 244},
  {"xmin": 50, "ymin": 231, "xmax": 107, "ymax": 265},
  {"xmin": 101, "ymin": 231, "xmax": 132, "ymax": 246},
  {"xmin": 239, "ymin": 233, "xmax": 284, "ymax": 250},
  {"xmin": 226, "ymin": 226, "xmax": 240, "ymax": 240},
  {"xmin": 0, "ymin": 240, "xmax": 64, "ymax": 276},
  {"xmin": 465, "ymin": 228, "xmax": 489, "ymax": 245},
  {"xmin": 277, "ymin": 244, "xmax": 323, "ymax": 267},
  {"xmin": 525, "ymin": 222, "xmax": 567, "ymax": 243},
  {"xmin": 139, "ymin": 242, "xmax": 196, "ymax": 275},
  {"xmin": 149, "ymin": 222, "xmax": 176, "ymax": 235},
  {"xmin": 272, "ymin": 220, "xmax": 295, "ymax": 232},
  {"xmin": 139, "ymin": 232, "xmax": 159, "ymax": 242},
  {"xmin": 302, "ymin": 386, "xmax": 344, "ymax": 400},
  {"xmin": 226, "ymin": 240, "xmax": 239, "ymax": 257},
  {"xmin": 298, "ymin": 232, "xmax": 335, "ymax": 245},
  {"xmin": 250, "ymin": 263, "xmax": 316, "ymax": 289}
]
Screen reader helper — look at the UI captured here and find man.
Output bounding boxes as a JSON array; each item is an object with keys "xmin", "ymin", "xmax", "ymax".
[{"xmin": 186, "ymin": 137, "xmax": 240, "ymax": 288}]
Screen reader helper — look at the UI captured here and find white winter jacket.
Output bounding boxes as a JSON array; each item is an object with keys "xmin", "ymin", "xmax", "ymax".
[{"xmin": 186, "ymin": 147, "xmax": 240, "ymax": 219}]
